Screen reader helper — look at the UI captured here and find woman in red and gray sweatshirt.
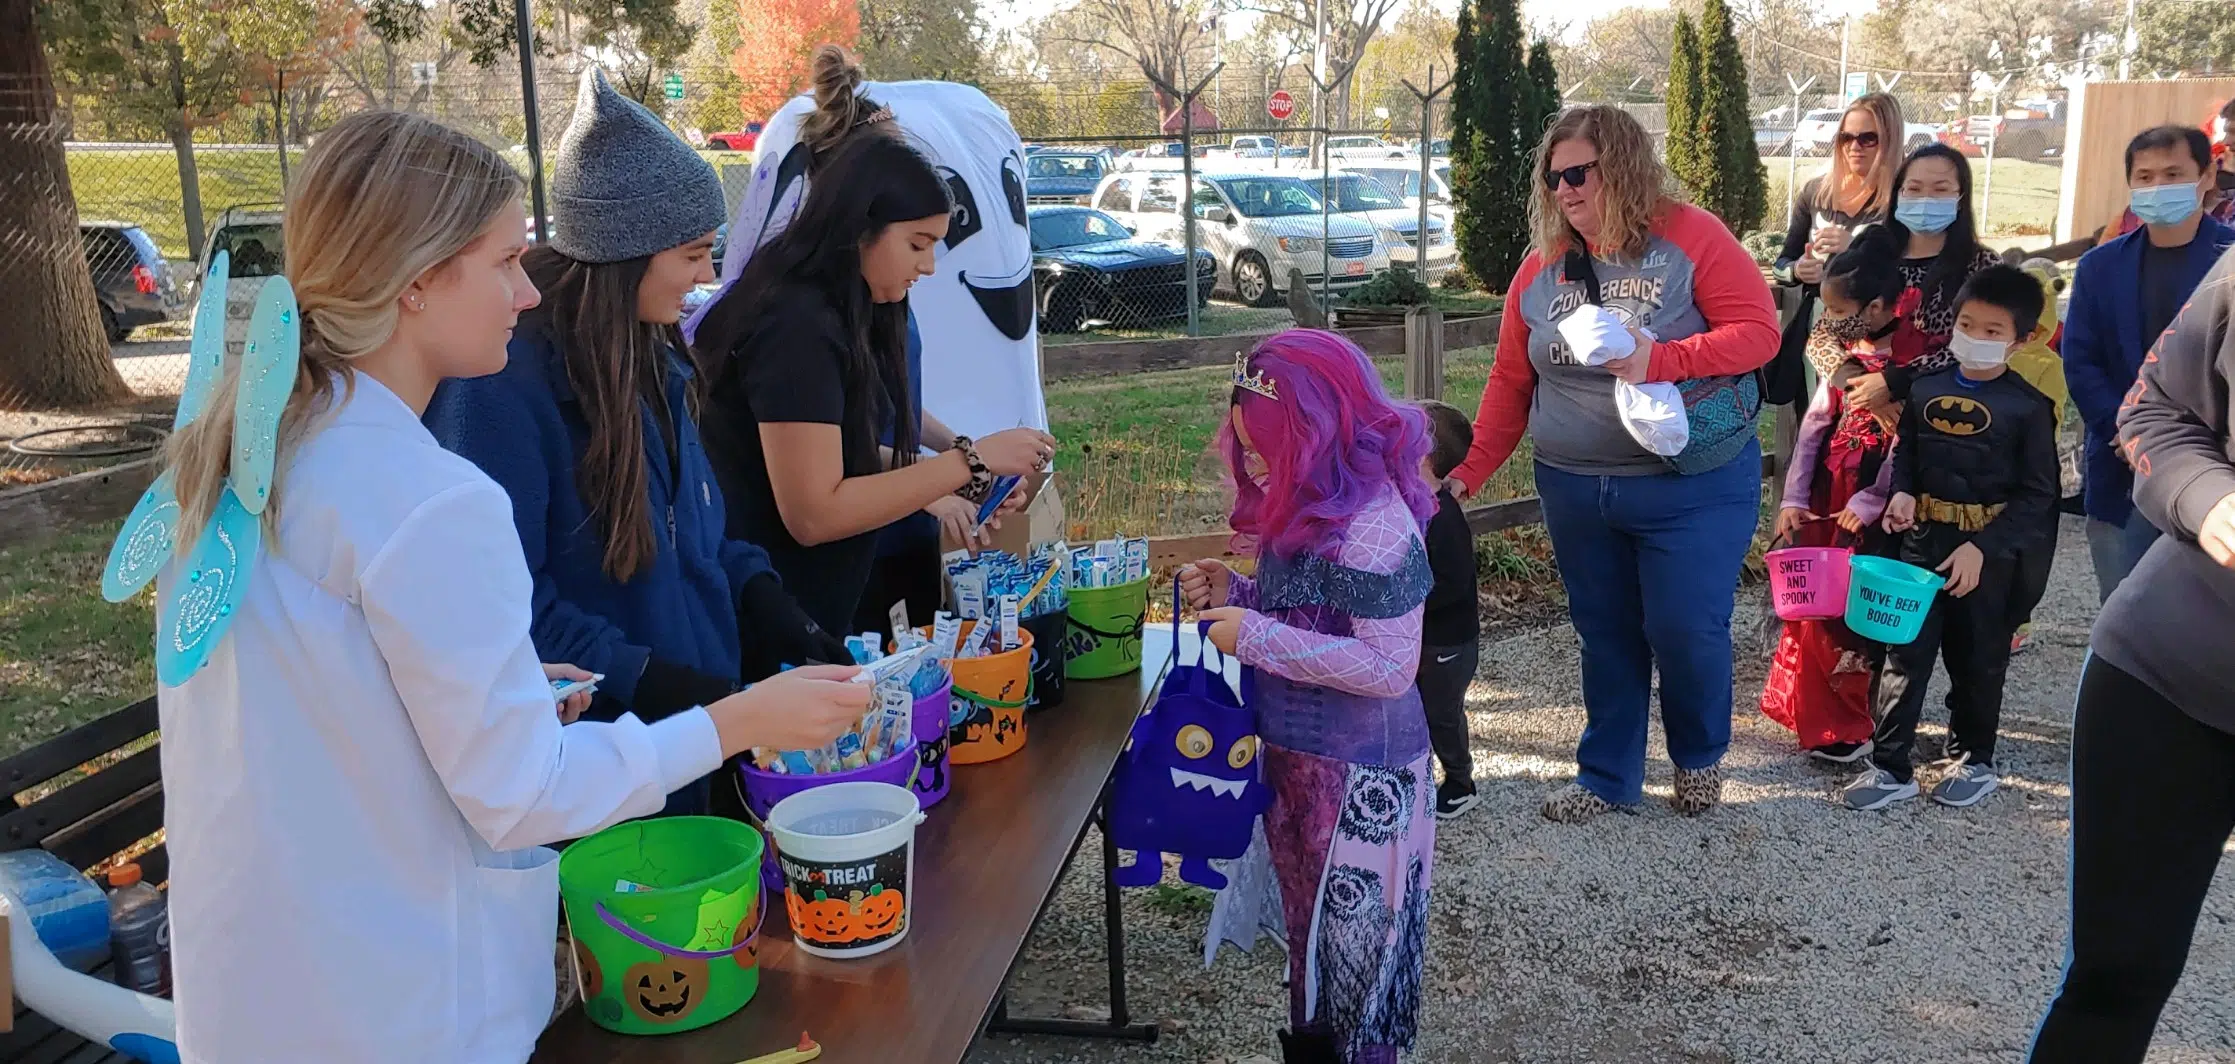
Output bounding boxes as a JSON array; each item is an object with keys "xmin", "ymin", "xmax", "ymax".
[
  {"xmin": 1448, "ymin": 105, "xmax": 1779, "ymax": 823},
  {"xmin": 2030, "ymin": 246, "xmax": 2235, "ymax": 1064}
]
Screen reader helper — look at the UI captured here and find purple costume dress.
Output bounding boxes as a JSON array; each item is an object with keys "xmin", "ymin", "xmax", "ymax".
[{"xmin": 1224, "ymin": 486, "xmax": 1434, "ymax": 1062}]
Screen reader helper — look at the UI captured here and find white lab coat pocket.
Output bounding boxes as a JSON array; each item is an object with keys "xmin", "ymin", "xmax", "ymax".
[
  {"xmin": 1615, "ymin": 380, "xmax": 1690, "ymax": 457},
  {"xmin": 472, "ymin": 846, "xmax": 563, "ymax": 1053}
]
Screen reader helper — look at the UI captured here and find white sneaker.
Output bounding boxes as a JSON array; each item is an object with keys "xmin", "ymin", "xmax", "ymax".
[
  {"xmin": 1929, "ymin": 757, "xmax": 2000, "ymax": 807},
  {"xmin": 1840, "ymin": 766, "xmax": 1920, "ymax": 812}
]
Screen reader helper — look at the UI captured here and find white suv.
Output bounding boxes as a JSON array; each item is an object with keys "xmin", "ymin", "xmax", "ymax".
[
  {"xmin": 1324, "ymin": 136, "xmax": 1406, "ymax": 163},
  {"xmin": 1090, "ymin": 170, "xmax": 1390, "ymax": 307},
  {"xmin": 1302, "ymin": 172, "xmax": 1453, "ymax": 280}
]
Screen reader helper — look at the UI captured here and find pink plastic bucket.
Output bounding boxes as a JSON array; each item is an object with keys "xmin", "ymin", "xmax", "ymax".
[
  {"xmin": 738, "ymin": 742, "xmax": 917, "ymax": 896},
  {"xmin": 909, "ymin": 677, "xmax": 953, "ymax": 809},
  {"xmin": 1766, "ymin": 546, "xmax": 1853, "ymax": 621}
]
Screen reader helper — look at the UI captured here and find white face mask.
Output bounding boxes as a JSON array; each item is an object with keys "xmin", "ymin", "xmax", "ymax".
[{"xmin": 1949, "ymin": 328, "xmax": 2010, "ymax": 370}]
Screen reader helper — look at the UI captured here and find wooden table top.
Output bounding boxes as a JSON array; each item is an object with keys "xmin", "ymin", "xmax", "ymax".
[{"xmin": 533, "ymin": 633, "xmax": 1174, "ymax": 1064}]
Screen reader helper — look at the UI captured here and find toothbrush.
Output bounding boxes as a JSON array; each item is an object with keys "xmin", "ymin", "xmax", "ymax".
[{"xmin": 735, "ymin": 1031, "xmax": 823, "ymax": 1063}]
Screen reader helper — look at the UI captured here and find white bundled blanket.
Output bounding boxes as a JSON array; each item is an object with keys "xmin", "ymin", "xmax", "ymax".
[{"xmin": 1557, "ymin": 306, "xmax": 1689, "ymax": 457}]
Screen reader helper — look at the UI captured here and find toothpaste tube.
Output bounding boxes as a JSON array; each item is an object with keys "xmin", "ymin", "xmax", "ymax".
[
  {"xmin": 780, "ymin": 750, "xmax": 815, "ymax": 775},
  {"xmin": 844, "ymin": 635, "xmax": 869, "ymax": 665},
  {"xmin": 876, "ymin": 685, "xmax": 913, "ymax": 755},
  {"xmin": 833, "ymin": 730, "xmax": 867, "ymax": 771},
  {"xmin": 955, "ymin": 564, "xmax": 986, "ymax": 619},
  {"xmin": 889, "ymin": 600, "xmax": 912, "ymax": 643},
  {"xmin": 932, "ymin": 613, "xmax": 962, "ymax": 660},
  {"xmin": 1124, "ymin": 537, "xmax": 1149, "ymax": 582},
  {"xmin": 999, "ymin": 594, "xmax": 1020, "ymax": 652},
  {"xmin": 850, "ymin": 642, "xmax": 937, "ymax": 689},
  {"xmin": 858, "ymin": 633, "xmax": 884, "ymax": 662}
]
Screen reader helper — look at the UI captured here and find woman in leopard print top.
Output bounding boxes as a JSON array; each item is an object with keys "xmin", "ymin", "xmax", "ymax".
[{"xmin": 1850, "ymin": 145, "xmax": 1998, "ymax": 410}]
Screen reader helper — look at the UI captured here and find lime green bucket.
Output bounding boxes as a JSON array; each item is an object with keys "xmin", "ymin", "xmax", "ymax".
[
  {"xmin": 558, "ymin": 816, "xmax": 766, "ymax": 1035},
  {"xmin": 1065, "ymin": 573, "xmax": 1150, "ymax": 680}
]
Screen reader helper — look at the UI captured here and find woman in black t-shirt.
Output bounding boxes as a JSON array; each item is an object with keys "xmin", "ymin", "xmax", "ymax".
[{"xmin": 693, "ymin": 124, "xmax": 1054, "ymax": 633}]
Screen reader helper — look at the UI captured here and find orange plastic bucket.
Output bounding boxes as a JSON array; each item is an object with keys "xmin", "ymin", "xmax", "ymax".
[{"xmin": 932, "ymin": 622, "xmax": 1033, "ymax": 765}]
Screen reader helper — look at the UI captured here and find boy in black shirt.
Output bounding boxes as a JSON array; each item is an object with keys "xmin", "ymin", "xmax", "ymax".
[
  {"xmin": 1844, "ymin": 266, "xmax": 2060, "ymax": 812},
  {"xmin": 1418, "ymin": 400, "xmax": 1483, "ymax": 819}
]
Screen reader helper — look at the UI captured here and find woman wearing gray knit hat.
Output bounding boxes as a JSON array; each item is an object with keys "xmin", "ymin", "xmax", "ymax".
[
  {"xmin": 426, "ymin": 69, "xmax": 850, "ymax": 818},
  {"xmin": 692, "ymin": 46, "xmax": 1056, "ymax": 634}
]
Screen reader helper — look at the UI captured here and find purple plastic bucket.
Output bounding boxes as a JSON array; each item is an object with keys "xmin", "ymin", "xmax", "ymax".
[
  {"xmin": 738, "ymin": 741, "xmax": 918, "ymax": 897},
  {"xmin": 909, "ymin": 677, "xmax": 954, "ymax": 809}
]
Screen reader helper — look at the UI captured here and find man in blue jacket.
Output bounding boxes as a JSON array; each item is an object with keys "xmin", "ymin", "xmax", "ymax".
[{"xmin": 2065, "ymin": 124, "xmax": 2235, "ymax": 600}]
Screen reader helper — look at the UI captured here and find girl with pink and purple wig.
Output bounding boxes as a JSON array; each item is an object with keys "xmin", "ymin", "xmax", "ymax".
[{"xmin": 1179, "ymin": 329, "xmax": 1438, "ymax": 1064}]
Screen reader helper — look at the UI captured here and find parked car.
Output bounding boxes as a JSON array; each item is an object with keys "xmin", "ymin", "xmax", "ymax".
[
  {"xmin": 1324, "ymin": 135, "xmax": 1407, "ymax": 162},
  {"xmin": 1026, "ymin": 152, "xmax": 1109, "ymax": 205},
  {"xmin": 1946, "ymin": 99, "xmax": 2066, "ymax": 161},
  {"xmin": 1339, "ymin": 164, "xmax": 1454, "ymax": 216},
  {"xmin": 196, "ymin": 204, "xmax": 286, "ymax": 357},
  {"xmin": 704, "ymin": 122, "xmax": 763, "ymax": 152},
  {"xmin": 1787, "ymin": 109, "xmax": 1843, "ymax": 156},
  {"xmin": 1753, "ymin": 122, "xmax": 1792, "ymax": 155},
  {"xmin": 1301, "ymin": 172, "xmax": 1453, "ymax": 280},
  {"xmin": 1902, "ymin": 121, "xmax": 1941, "ymax": 153},
  {"xmin": 80, "ymin": 221, "xmax": 184, "ymax": 342},
  {"xmin": 1090, "ymin": 169, "xmax": 1388, "ymax": 307},
  {"xmin": 1026, "ymin": 206, "xmax": 1216, "ymax": 332}
]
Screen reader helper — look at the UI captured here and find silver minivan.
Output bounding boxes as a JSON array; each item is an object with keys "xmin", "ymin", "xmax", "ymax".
[{"xmin": 1089, "ymin": 170, "xmax": 1392, "ymax": 307}]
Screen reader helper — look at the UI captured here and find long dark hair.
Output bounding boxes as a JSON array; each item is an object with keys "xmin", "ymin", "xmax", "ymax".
[
  {"xmin": 524, "ymin": 244, "xmax": 697, "ymax": 582},
  {"xmin": 693, "ymin": 131, "xmax": 949, "ymax": 473},
  {"xmin": 1883, "ymin": 143, "xmax": 1980, "ymax": 309},
  {"xmin": 1824, "ymin": 225, "xmax": 1905, "ymax": 309}
]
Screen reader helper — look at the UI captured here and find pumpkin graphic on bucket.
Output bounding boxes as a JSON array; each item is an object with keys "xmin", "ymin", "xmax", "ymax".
[{"xmin": 557, "ymin": 817, "xmax": 767, "ymax": 1035}]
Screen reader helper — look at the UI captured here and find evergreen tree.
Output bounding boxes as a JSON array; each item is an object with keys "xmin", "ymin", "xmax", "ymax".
[
  {"xmin": 1449, "ymin": 0, "xmax": 1477, "ymax": 154},
  {"xmin": 1451, "ymin": 0, "xmax": 1529, "ymax": 291},
  {"xmin": 1523, "ymin": 39, "xmax": 1560, "ymax": 150},
  {"xmin": 1694, "ymin": 0, "xmax": 1768, "ymax": 233},
  {"xmin": 1665, "ymin": 13, "xmax": 1704, "ymax": 201}
]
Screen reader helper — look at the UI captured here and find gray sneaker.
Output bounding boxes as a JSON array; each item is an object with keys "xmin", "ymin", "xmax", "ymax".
[
  {"xmin": 1840, "ymin": 766, "xmax": 1920, "ymax": 811},
  {"xmin": 1929, "ymin": 758, "xmax": 2000, "ymax": 807}
]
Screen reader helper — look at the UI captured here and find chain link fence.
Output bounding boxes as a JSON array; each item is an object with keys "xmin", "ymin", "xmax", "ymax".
[{"xmin": 6, "ymin": 54, "xmax": 2083, "ymax": 486}]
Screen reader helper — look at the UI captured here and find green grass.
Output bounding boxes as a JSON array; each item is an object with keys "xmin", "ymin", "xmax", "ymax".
[
  {"xmin": 1761, "ymin": 154, "xmax": 2066, "ymax": 238},
  {"xmin": 1044, "ymin": 342, "xmax": 1538, "ymax": 539},
  {"xmin": 0, "ymin": 523, "xmax": 152, "ymax": 760},
  {"xmin": 68, "ymin": 147, "xmax": 301, "ymax": 261}
]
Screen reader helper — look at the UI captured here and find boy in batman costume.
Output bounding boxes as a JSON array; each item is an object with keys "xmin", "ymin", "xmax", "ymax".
[{"xmin": 1845, "ymin": 266, "xmax": 2060, "ymax": 812}]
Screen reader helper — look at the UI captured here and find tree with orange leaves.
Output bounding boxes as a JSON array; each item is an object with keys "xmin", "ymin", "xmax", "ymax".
[{"xmin": 727, "ymin": 0, "xmax": 857, "ymax": 127}]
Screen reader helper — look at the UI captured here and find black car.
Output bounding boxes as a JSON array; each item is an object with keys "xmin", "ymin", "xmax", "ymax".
[
  {"xmin": 81, "ymin": 221, "xmax": 183, "ymax": 342},
  {"xmin": 1028, "ymin": 206, "xmax": 1215, "ymax": 333}
]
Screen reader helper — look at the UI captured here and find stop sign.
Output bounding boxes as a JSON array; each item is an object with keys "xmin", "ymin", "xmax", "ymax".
[{"xmin": 1267, "ymin": 91, "xmax": 1296, "ymax": 121}]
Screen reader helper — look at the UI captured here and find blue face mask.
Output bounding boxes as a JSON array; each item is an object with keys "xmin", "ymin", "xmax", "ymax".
[
  {"xmin": 2130, "ymin": 182, "xmax": 2202, "ymax": 226},
  {"xmin": 1895, "ymin": 196, "xmax": 1960, "ymax": 234}
]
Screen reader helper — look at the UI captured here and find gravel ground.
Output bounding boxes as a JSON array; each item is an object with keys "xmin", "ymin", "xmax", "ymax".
[{"xmin": 970, "ymin": 516, "xmax": 2235, "ymax": 1064}]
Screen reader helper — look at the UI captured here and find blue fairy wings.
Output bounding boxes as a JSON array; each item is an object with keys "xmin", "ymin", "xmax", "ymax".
[{"xmin": 101, "ymin": 255, "xmax": 303, "ymax": 686}]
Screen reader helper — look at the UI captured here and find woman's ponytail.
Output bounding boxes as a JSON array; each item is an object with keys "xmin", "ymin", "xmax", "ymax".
[{"xmin": 798, "ymin": 45, "xmax": 868, "ymax": 159}]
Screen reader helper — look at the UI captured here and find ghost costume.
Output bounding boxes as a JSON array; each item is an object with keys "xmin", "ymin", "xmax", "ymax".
[{"xmin": 686, "ymin": 81, "xmax": 1047, "ymax": 440}]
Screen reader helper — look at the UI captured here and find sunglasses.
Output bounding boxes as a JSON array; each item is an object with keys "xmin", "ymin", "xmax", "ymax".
[
  {"xmin": 1835, "ymin": 131, "xmax": 1882, "ymax": 150},
  {"xmin": 1543, "ymin": 161, "xmax": 1600, "ymax": 190}
]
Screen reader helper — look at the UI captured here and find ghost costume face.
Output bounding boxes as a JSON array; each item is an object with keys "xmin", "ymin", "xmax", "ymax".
[{"xmin": 688, "ymin": 82, "xmax": 1047, "ymax": 438}]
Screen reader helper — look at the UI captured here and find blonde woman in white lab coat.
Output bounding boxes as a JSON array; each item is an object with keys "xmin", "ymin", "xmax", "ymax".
[{"xmin": 155, "ymin": 111, "xmax": 871, "ymax": 1064}]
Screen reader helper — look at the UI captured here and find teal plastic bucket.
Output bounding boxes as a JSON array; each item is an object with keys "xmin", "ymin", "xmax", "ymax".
[{"xmin": 1844, "ymin": 556, "xmax": 1943, "ymax": 644}]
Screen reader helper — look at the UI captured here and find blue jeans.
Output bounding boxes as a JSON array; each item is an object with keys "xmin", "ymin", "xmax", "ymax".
[
  {"xmin": 1535, "ymin": 440, "xmax": 1762, "ymax": 805},
  {"xmin": 2084, "ymin": 512, "xmax": 2161, "ymax": 603}
]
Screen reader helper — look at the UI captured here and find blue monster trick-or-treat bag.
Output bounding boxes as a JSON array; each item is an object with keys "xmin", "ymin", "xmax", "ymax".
[{"xmin": 1108, "ymin": 582, "xmax": 1269, "ymax": 890}]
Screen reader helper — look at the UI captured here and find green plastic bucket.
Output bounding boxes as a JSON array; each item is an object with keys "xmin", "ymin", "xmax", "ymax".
[
  {"xmin": 1065, "ymin": 573, "xmax": 1150, "ymax": 679},
  {"xmin": 558, "ymin": 816, "xmax": 766, "ymax": 1035},
  {"xmin": 1844, "ymin": 555, "xmax": 1944, "ymax": 645}
]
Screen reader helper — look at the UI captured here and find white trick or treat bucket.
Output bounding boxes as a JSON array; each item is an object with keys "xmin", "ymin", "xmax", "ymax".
[{"xmin": 764, "ymin": 781, "xmax": 926, "ymax": 960}]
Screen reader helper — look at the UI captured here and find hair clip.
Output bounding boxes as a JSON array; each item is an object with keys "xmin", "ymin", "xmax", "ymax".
[{"xmin": 1232, "ymin": 350, "xmax": 1279, "ymax": 401}]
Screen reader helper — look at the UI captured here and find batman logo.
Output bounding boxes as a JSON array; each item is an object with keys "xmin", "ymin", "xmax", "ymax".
[{"xmin": 1925, "ymin": 395, "xmax": 1991, "ymax": 436}]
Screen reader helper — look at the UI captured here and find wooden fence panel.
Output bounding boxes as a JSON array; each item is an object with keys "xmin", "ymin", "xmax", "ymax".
[{"xmin": 2059, "ymin": 78, "xmax": 2235, "ymax": 243}]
